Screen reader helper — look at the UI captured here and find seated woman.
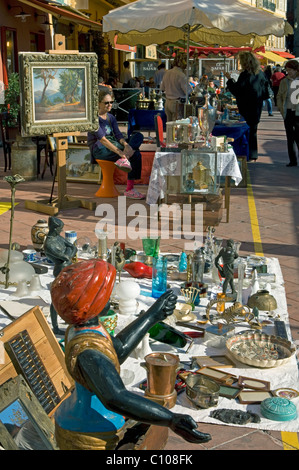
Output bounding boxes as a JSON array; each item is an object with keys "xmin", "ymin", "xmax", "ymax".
[{"xmin": 87, "ymin": 90, "xmax": 145, "ymax": 200}]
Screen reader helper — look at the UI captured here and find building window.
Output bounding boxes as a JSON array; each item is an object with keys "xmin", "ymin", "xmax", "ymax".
[
  {"xmin": 30, "ymin": 32, "xmax": 45, "ymax": 52},
  {"xmin": 1, "ymin": 27, "xmax": 18, "ymax": 85}
]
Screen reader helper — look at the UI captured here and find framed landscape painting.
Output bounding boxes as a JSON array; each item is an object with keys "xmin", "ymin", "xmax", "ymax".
[
  {"xmin": 19, "ymin": 52, "xmax": 99, "ymax": 136},
  {"xmin": 66, "ymin": 143, "xmax": 101, "ymax": 183}
]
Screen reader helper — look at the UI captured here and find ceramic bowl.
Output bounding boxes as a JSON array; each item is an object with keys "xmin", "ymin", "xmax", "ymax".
[
  {"xmin": 261, "ymin": 397, "xmax": 297, "ymax": 421},
  {"xmin": 226, "ymin": 330, "xmax": 296, "ymax": 368}
]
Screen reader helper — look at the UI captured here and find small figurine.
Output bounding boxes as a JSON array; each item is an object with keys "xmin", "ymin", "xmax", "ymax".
[
  {"xmin": 111, "ymin": 242, "xmax": 126, "ymax": 281},
  {"xmin": 214, "ymin": 239, "xmax": 238, "ymax": 296},
  {"xmin": 44, "ymin": 217, "xmax": 77, "ymax": 335},
  {"xmin": 115, "ymin": 280, "xmax": 140, "ymax": 316},
  {"xmin": 252, "ymin": 306, "xmax": 259, "ymax": 319},
  {"xmin": 51, "ymin": 259, "xmax": 211, "ymax": 450}
]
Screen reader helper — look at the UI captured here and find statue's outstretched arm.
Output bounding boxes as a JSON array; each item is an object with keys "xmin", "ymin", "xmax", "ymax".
[
  {"xmin": 77, "ymin": 348, "xmax": 211, "ymax": 444},
  {"xmin": 111, "ymin": 290, "xmax": 177, "ymax": 363}
]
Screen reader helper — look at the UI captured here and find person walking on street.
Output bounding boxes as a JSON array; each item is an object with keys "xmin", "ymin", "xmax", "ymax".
[
  {"xmin": 161, "ymin": 56, "xmax": 192, "ymax": 121},
  {"xmin": 154, "ymin": 63, "xmax": 166, "ymax": 88},
  {"xmin": 276, "ymin": 59, "xmax": 299, "ymax": 167},
  {"xmin": 225, "ymin": 51, "xmax": 269, "ymax": 161},
  {"xmin": 263, "ymin": 65, "xmax": 273, "ymax": 116},
  {"xmin": 120, "ymin": 61, "xmax": 133, "ymax": 88},
  {"xmin": 271, "ymin": 65, "xmax": 285, "ymax": 105}
]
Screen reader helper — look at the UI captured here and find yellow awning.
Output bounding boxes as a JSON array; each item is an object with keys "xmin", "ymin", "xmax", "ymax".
[
  {"xmin": 259, "ymin": 51, "xmax": 284, "ymax": 63},
  {"xmin": 17, "ymin": 0, "xmax": 102, "ymax": 30}
]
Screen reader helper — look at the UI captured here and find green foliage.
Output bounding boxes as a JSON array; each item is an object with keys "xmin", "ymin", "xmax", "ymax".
[
  {"xmin": 59, "ymin": 69, "xmax": 82, "ymax": 103},
  {"xmin": 0, "ymin": 73, "xmax": 20, "ymax": 127},
  {"xmin": 91, "ymin": 31, "xmax": 107, "ymax": 79}
]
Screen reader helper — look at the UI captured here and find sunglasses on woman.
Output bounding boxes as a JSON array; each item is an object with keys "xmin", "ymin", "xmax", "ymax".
[{"xmin": 102, "ymin": 101, "xmax": 114, "ymax": 105}]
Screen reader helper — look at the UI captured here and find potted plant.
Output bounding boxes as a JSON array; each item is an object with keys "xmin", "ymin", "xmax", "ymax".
[{"xmin": 0, "ymin": 72, "xmax": 20, "ymax": 136}]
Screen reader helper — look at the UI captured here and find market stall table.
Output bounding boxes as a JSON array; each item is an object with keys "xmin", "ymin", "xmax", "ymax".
[
  {"xmin": 127, "ymin": 109, "xmax": 167, "ymax": 138},
  {"xmin": 146, "ymin": 149, "xmax": 242, "ymax": 222},
  {"xmin": 212, "ymin": 121, "xmax": 250, "ymax": 159}
]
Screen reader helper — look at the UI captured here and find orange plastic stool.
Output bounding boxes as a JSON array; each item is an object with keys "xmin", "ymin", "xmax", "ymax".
[{"xmin": 95, "ymin": 160, "xmax": 120, "ymax": 198}]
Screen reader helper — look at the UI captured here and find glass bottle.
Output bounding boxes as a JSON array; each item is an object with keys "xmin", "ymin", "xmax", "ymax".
[
  {"xmin": 152, "ymin": 256, "xmax": 167, "ymax": 298},
  {"xmin": 178, "ymin": 251, "xmax": 187, "ymax": 272},
  {"xmin": 148, "ymin": 322, "xmax": 187, "ymax": 348},
  {"xmin": 192, "ymin": 248, "xmax": 205, "ymax": 283}
]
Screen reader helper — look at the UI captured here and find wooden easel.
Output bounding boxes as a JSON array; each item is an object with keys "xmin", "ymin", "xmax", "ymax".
[{"xmin": 25, "ymin": 47, "xmax": 96, "ymax": 215}]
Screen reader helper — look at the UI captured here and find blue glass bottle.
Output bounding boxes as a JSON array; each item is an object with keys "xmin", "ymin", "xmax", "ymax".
[
  {"xmin": 178, "ymin": 251, "xmax": 187, "ymax": 272},
  {"xmin": 152, "ymin": 256, "xmax": 167, "ymax": 298}
]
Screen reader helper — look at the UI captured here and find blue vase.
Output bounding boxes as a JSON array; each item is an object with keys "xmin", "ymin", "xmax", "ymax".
[{"xmin": 152, "ymin": 256, "xmax": 167, "ymax": 298}]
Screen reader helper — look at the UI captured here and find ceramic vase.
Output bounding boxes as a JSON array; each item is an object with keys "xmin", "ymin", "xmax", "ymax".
[{"xmin": 31, "ymin": 219, "xmax": 49, "ymax": 252}]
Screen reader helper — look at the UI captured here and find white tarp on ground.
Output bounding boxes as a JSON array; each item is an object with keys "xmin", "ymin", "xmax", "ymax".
[
  {"xmin": 119, "ymin": 257, "xmax": 299, "ymax": 432},
  {"xmin": 0, "ymin": 256, "xmax": 298, "ymax": 432}
]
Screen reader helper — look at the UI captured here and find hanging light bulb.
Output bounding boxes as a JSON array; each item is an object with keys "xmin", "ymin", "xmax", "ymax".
[
  {"xmin": 8, "ymin": 5, "xmax": 31, "ymax": 22},
  {"xmin": 34, "ymin": 12, "xmax": 52, "ymax": 30}
]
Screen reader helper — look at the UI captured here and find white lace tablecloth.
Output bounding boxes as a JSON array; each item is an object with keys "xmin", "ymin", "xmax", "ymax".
[{"xmin": 146, "ymin": 149, "xmax": 242, "ymax": 205}]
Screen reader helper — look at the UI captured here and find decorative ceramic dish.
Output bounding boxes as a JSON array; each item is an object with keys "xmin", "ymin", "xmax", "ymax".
[
  {"xmin": 261, "ymin": 397, "xmax": 297, "ymax": 421},
  {"xmin": 272, "ymin": 388, "xmax": 299, "ymax": 399},
  {"xmin": 226, "ymin": 330, "xmax": 296, "ymax": 368}
]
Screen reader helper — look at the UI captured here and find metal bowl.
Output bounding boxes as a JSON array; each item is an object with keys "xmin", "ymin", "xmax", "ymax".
[
  {"xmin": 185, "ymin": 374, "xmax": 220, "ymax": 409},
  {"xmin": 226, "ymin": 330, "xmax": 296, "ymax": 368}
]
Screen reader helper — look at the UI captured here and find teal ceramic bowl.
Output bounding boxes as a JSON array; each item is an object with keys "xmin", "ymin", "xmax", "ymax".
[{"xmin": 261, "ymin": 397, "xmax": 297, "ymax": 422}]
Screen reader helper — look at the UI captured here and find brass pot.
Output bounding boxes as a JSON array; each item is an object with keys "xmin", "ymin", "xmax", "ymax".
[
  {"xmin": 247, "ymin": 289, "xmax": 277, "ymax": 311},
  {"xmin": 186, "ymin": 374, "xmax": 220, "ymax": 409}
]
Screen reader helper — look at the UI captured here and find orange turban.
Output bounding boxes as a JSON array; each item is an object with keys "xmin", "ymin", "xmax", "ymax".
[{"xmin": 51, "ymin": 259, "xmax": 116, "ymax": 325}]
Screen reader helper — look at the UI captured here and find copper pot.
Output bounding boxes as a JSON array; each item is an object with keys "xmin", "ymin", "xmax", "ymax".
[{"xmin": 142, "ymin": 352, "xmax": 180, "ymax": 396}]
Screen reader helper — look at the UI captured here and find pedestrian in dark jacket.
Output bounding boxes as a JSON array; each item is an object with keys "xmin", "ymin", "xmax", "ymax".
[{"xmin": 225, "ymin": 51, "xmax": 269, "ymax": 161}]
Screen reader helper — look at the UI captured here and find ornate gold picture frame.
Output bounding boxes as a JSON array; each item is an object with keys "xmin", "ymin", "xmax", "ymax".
[{"xmin": 19, "ymin": 52, "xmax": 99, "ymax": 136}]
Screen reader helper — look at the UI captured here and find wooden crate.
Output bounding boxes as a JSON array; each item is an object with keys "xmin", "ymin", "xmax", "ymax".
[
  {"xmin": 116, "ymin": 421, "xmax": 169, "ymax": 450},
  {"xmin": 158, "ymin": 197, "xmax": 223, "ymax": 232},
  {"xmin": 0, "ymin": 306, "xmax": 74, "ymax": 416}
]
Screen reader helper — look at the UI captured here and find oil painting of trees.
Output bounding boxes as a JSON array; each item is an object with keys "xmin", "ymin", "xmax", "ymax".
[{"xmin": 33, "ymin": 67, "xmax": 87, "ymax": 121}]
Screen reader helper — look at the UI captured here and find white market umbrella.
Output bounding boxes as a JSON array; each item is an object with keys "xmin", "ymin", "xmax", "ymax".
[{"xmin": 103, "ymin": 0, "xmax": 292, "ymax": 102}]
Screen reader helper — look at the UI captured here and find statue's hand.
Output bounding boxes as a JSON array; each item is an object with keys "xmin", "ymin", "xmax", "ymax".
[
  {"xmin": 147, "ymin": 290, "xmax": 177, "ymax": 322},
  {"xmin": 170, "ymin": 414, "xmax": 211, "ymax": 444}
]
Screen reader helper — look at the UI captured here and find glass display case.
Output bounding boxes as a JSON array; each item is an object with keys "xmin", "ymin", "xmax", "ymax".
[{"xmin": 180, "ymin": 150, "xmax": 220, "ymax": 195}]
